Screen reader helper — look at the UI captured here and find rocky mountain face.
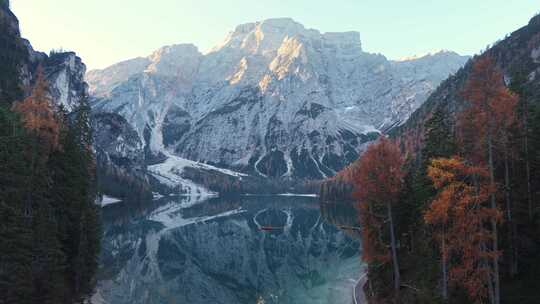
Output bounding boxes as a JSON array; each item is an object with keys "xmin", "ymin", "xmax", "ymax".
[
  {"xmin": 43, "ymin": 52, "xmax": 88, "ymax": 111},
  {"xmin": 93, "ymin": 112, "xmax": 145, "ymax": 170},
  {"xmin": 88, "ymin": 18, "xmax": 468, "ymax": 184},
  {"xmin": 0, "ymin": 0, "xmax": 30, "ymax": 103},
  {"xmin": 0, "ymin": 2, "xmax": 151, "ymax": 201},
  {"xmin": 0, "ymin": 2, "xmax": 87, "ymax": 109},
  {"xmin": 1, "ymin": 3, "xmax": 467, "ymax": 195}
]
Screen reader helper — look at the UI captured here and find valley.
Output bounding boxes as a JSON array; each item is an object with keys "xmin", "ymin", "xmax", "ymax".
[{"xmin": 1, "ymin": 1, "xmax": 539, "ymax": 303}]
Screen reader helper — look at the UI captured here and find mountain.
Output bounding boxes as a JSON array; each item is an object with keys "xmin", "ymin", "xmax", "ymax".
[
  {"xmin": 0, "ymin": 0, "xmax": 152, "ymax": 202},
  {"xmin": 87, "ymin": 18, "xmax": 468, "ymax": 188},
  {"xmin": 321, "ymin": 14, "xmax": 540, "ymax": 203},
  {"xmin": 0, "ymin": 1, "xmax": 87, "ymax": 109},
  {"xmin": 392, "ymin": 14, "xmax": 540, "ymax": 148}
]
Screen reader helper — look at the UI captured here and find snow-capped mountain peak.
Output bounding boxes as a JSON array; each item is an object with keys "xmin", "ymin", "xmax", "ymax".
[
  {"xmin": 145, "ymin": 44, "xmax": 201, "ymax": 76},
  {"xmin": 211, "ymin": 18, "xmax": 312, "ymax": 54},
  {"xmin": 88, "ymin": 18, "xmax": 469, "ymax": 182},
  {"xmin": 210, "ymin": 18, "xmax": 361, "ymax": 56}
]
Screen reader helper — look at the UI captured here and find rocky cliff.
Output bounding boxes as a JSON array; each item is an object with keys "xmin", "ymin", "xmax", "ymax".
[
  {"xmin": 0, "ymin": 2, "xmax": 152, "ymax": 201},
  {"xmin": 0, "ymin": 2, "xmax": 88, "ymax": 110},
  {"xmin": 88, "ymin": 18, "xmax": 468, "ymax": 184}
]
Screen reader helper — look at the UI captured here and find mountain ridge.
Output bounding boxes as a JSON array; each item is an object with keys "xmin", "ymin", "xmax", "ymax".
[{"xmin": 87, "ymin": 18, "xmax": 468, "ymax": 194}]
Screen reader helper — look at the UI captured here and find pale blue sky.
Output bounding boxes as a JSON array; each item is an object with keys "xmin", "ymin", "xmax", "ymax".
[{"xmin": 11, "ymin": 0, "xmax": 540, "ymax": 70}]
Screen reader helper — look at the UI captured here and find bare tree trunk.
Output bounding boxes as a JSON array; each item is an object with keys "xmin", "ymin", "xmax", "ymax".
[
  {"xmin": 487, "ymin": 135, "xmax": 500, "ymax": 304},
  {"xmin": 504, "ymin": 148, "xmax": 518, "ymax": 276},
  {"xmin": 487, "ymin": 261, "xmax": 496, "ymax": 304},
  {"xmin": 481, "ymin": 242, "xmax": 496, "ymax": 304},
  {"xmin": 387, "ymin": 202, "xmax": 400, "ymax": 298},
  {"xmin": 522, "ymin": 96, "xmax": 533, "ymax": 221},
  {"xmin": 409, "ymin": 227, "xmax": 414, "ymax": 253},
  {"xmin": 525, "ymin": 145, "xmax": 533, "ymax": 220},
  {"xmin": 441, "ymin": 230, "xmax": 448, "ymax": 301}
]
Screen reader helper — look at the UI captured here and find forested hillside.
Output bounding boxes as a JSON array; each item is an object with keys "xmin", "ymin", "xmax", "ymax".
[
  {"xmin": 0, "ymin": 2, "xmax": 101, "ymax": 303},
  {"xmin": 320, "ymin": 13, "xmax": 540, "ymax": 304}
]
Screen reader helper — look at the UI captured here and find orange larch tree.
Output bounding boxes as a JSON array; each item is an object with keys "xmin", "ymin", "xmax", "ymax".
[
  {"xmin": 425, "ymin": 157, "xmax": 500, "ymax": 304},
  {"xmin": 458, "ymin": 55, "xmax": 518, "ymax": 304},
  {"xmin": 11, "ymin": 67, "xmax": 60, "ymax": 154},
  {"xmin": 354, "ymin": 137, "xmax": 405, "ymax": 296},
  {"xmin": 496, "ymin": 91, "xmax": 520, "ymax": 277}
]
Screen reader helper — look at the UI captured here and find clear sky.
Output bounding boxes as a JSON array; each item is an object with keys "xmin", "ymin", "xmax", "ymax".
[{"xmin": 11, "ymin": 0, "xmax": 540, "ymax": 71}]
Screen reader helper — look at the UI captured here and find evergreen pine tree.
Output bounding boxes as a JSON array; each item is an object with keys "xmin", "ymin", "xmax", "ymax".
[
  {"xmin": 0, "ymin": 77, "xmax": 101, "ymax": 303},
  {"xmin": 0, "ymin": 105, "xmax": 34, "ymax": 304}
]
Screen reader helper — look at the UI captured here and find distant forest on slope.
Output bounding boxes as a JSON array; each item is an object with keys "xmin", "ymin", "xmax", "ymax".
[{"xmin": 321, "ymin": 14, "xmax": 540, "ymax": 304}]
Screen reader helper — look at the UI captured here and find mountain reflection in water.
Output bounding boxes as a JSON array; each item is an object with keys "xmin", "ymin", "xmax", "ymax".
[{"xmin": 94, "ymin": 195, "xmax": 364, "ymax": 304}]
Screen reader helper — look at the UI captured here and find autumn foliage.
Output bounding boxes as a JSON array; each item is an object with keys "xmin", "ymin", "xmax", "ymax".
[
  {"xmin": 355, "ymin": 137, "xmax": 405, "ymax": 212},
  {"xmin": 458, "ymin": 56, "xmax": 518, "ymax": 163},
  {"xmin": 335, "ymin": 22, "xmax": 540, "ymax": 304},
  {"xmin": 457, "ymin": 55, "xmax": 520, "ymax": 304},
  {"xmin": 12, "ymin": 68, "xmax": 60, "ymax": 152},
  {"xmin": 354, "ymin": 137, "xmax": 404, "ymax": 294},
  {"xmin": 355, "ymin": 138, "xmax": 404, "ymax": 261},
  {"xmin": 425, "ymin": 157, "xmax": 500, "ymax": 303}
]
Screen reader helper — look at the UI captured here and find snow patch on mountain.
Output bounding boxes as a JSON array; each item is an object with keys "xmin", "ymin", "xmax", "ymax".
[{"xmin": 148, "ymin": 152, "xmax": 247, "ymax": 196}]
